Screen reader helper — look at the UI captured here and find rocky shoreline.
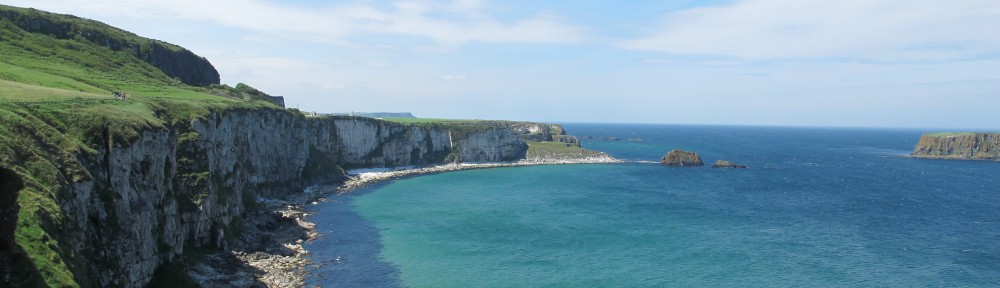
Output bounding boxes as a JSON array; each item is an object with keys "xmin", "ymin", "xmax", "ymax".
[{"xmin": 192, "ymin": 154, "xmax": 622, "ymax": 287}]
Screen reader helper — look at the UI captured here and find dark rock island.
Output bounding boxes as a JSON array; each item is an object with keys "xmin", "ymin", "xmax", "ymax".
[
  {"xmin": 712, "ymin": 160, "xmax": 748, "ymax": 169},
  {"xmin": 661, "ymin": 149, "xmax": 704, "ymax": 166},
  {"xmin": 911, "ymin": 133, "xmax": 1000, "ymax": 161}
]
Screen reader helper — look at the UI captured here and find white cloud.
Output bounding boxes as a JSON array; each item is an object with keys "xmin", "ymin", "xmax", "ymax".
[
  {"xmin": 621, "ymin": 0, "xmax": 1000, "ymax": 61},
  {"xmin": 442, "ymin": 74, "xmax": 468, "ymax": 80},
  {"xmin": 6, "ymin": 0, "xmax": 584, "ymax": 47},
  {"xmin": 322, "ymin": 82, "xmax": 346, "ymax": 91}
]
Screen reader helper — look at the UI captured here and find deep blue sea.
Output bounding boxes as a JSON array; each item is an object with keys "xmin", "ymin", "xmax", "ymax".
[{"xmin": 305, "ymin": 124, "xmax": 1000, "ymax": 287}]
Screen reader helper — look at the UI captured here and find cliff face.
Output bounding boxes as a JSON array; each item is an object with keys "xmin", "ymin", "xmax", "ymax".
[
  {"xmin": 912, "ymin": 133, "xmax": 1000, "ymax": 160},
  {"xmin": 0, "ymin": 6, "xmax": 220, "ymax": 86},
  {"xmin": 455, "ymin": 128, "xmax": 528, "ymax": 162},
  {"xmin": 25, "ymin": 109, "xmax": 531, "ymax": 287},
  {"xmin": 331, "ymin": 118, "xmax": 452, "ymax": 167}
]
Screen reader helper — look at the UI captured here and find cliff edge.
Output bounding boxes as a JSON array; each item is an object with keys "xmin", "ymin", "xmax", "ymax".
[{"xmin": 911, "ymin": 133, "xmax": 1000, "ymax": 161}]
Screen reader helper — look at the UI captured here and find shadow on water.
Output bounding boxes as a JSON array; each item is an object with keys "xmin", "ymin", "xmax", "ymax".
[{"xmin": 304, "ymin": 184, "xmax": 403, "ymax": 288}]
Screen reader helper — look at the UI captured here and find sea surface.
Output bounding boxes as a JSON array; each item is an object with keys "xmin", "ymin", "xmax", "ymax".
[{"xmin": 305, "ymin": 124, "xmax": 1000, "ymax": 287}]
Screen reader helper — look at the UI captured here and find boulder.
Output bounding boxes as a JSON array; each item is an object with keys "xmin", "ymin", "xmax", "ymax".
[
  {"xmin": 712, "ymin": 160, "xmax": 747, "ymax": 169},
  {"xmin": 661, "ymin": 149, "xmax": 704, "ymax": 166}
]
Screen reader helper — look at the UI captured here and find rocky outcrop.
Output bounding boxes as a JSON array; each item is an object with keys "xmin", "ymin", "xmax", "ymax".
[
  {"xmin": 0, "ymin": 5, "xmax": 220, "ymax": 86},
  {"xmin": 10, "ymin": 108, "xmax": 537, "ymax": 287},
  {"xmin": 712, "ymin": 160, "xmax": 747, "ymax": 169},
  {"xmin": 0, "ymin": 166, "xmax": 23, "ymax": 286},
  {"xmin": 661, "ymin": 149, "xmax": 704, "ymax": 166},
  {"xmin": 139, "ymin": 43, "xmax": 219, "ymax": 86},
  {"xmin": 911, "ymin": 133, "xmax": 1000, "ymax": 160}
]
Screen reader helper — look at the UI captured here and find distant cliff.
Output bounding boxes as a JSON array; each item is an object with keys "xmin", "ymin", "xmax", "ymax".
[
  {"xmin": 331, "ymin": 112, "xmax": 417, "ymax": 118},
  {"xmin": 0, "ymin": 5, "xmax": 220, "ymax": 86},
  {"xmin": 911, "ymin": 133, "xmax": 1000, "ymax": 160}
]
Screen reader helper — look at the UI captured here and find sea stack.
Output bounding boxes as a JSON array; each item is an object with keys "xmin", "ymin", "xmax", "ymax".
[
  {"xmin": 661, "ymin": 149, "xmax": 704, "ymax": 166},
  {"xmin": 712, "ymin": 160, "xmax": 748, "ymax": 169},
  {"xmin": 911, "ymin": 133, "xmax": 1000, "ymax": 161}
]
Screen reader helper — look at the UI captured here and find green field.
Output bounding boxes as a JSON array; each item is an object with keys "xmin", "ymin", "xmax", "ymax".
[
  {"xmin": 925, "ymin": 132, "xmax": 981, "ymax": 137},
  {"xmin": 526, "ymin": 140, "xmax": 602, "ymax": 159},
  {"xmin": 0, "ymin": 79, "xmax": 110, "ymax": 102},
  {"xmin": 381, "ymin": 117, "xmax": 479, "ymax": 123}
]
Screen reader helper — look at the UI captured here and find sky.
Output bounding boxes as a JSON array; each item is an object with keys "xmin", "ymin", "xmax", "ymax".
[{"xmin": 6, "ymin": 0, "xmax": 1000, "ymax": 130}]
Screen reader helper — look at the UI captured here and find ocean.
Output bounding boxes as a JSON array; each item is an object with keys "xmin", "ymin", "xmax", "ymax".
[{"xmin": 304, "ymin": 124, "xmax": 1000, "ymax": 287}]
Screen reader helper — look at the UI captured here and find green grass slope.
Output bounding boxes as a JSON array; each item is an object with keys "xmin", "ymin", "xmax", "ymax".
[{"xmin": 0, "ymin": 4, "xmax": 220, "ymax": 86}]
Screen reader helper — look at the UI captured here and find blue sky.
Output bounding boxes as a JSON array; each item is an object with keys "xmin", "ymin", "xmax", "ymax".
[{"xmin": 8, "ymin": 0, "xmax": 1000, "ymax": 129}]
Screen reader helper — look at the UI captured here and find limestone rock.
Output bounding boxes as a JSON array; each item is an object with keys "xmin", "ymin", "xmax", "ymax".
[
  {"xmin": 455, "ymin": 128, "xmax": 528, "ymax": 162},
  {"xmin": 661, "ymin": 149, "xmax": 704, "ymax": 166},
  {"xmin": 712, "ymin": 160, "xmax": 748, "ymax": 169}
]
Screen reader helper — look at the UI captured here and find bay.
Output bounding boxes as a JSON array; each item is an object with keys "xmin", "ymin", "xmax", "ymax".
[{"xmin": 306, "ymin": 124, "xmax": 1000, "ymax": 287}]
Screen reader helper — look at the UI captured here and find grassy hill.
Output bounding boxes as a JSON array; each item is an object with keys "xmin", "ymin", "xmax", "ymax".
[
  {"xmin": 0, "ymin": 5, "xmax": 220, "ymax": 86},
  {"xmin": 0, "ymin": 5, "xmax": 285, "ymax": 287}
]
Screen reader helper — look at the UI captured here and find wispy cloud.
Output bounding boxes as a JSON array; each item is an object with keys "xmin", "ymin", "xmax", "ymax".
[
  {"xmin": 621, "ymin": 0, "xmax": 1000, "ymax": 61},
  {"xmin": 442, "ymin": 74, "xmax": 468, "ymax": 81},
  {"xmin": 7, "ymin": 0, "xmax": 585, "ymax": 48}
]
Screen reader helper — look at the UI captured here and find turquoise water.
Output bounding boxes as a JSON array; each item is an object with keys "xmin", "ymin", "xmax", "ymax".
[{"xmin": 305, "ymin": 124, "xmax": 1000, "ymax": 287}]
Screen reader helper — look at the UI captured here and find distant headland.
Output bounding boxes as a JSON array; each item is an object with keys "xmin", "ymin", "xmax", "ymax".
[
  {"xmin": 329, "ymin": 112, "xmax": 417, "ymax": 118},
  {"xmin": 911, "ymin": 132, "xmax": 1000, "ymax": 161}
]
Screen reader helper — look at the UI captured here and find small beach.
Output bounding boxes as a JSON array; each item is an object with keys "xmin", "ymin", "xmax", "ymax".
[{"xmin": 338, "ymin": 154, "xmax": 622, "ymax": 192}]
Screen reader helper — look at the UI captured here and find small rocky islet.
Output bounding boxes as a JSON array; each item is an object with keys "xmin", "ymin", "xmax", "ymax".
[
  {"xmin": 712, "ymin": 160, "xmax": 748, "ymax": 169},
  {"xmin": 660, "ymin": 149, "xmax": 747, "ymax": 168},
  {"xmin": 661, "ymin": 149, "xmax": 705, "ymax": 166}
]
